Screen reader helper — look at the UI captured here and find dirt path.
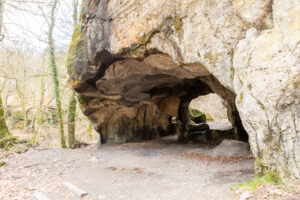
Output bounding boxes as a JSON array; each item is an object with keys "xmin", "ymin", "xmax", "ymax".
[{"xmin": 0, "ymin": 136, "xmax": 254, "ymax": 200}]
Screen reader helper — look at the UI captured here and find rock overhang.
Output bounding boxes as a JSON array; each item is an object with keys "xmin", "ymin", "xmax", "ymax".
[{"xmin": 68, "ymin": 0, "xmax": 300, "ymax": 180}]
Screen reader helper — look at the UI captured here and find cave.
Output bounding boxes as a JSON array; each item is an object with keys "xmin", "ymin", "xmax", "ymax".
[{"xmin": 75, "ymin": 54, "xmax": 248, "ymax": 146}]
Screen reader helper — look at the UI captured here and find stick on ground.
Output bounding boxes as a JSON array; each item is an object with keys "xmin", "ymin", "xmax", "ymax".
[
  {"xmin": 33, "ymin": 192, "xmax": 50, "ymax": 200},
  {"xmin": 62, "ymin": 181, "xmax": 88, "ymax": 197}
]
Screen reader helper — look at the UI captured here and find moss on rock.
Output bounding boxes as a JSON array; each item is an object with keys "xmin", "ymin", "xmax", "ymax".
[
  {"xmin": 204, "ymin": 51, "xmax": 219, "ymax": 65},
  {"xmin": 66, "ymin": 22, "xmax": 87, "ymax": 80},
  {"xmin": 77, "ymin": 95, "xmax": 95, "ymax": 107},
  {"xmin": 188, "ymin": 105, "xmax": 206, "ymax": 123},
  {"xmin": 236, "ymin": 173, "xmax": 280, "ymax": 192},
  {"xmin": 174, "ymin": 15, "xmax": 183, "ymax": 36},
  {"xmin": 205, "ymin": 113, "xmax": 214, "ymax": 122},
  {"xmin": 0, "ymin": 135, "xmax": 29, "ymax": 153}
]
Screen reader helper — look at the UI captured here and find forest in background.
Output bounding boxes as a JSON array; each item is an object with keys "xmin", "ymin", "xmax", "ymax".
[{"xmin": 0, "ymin": 0, "xmax": 98, "ymax": 149}]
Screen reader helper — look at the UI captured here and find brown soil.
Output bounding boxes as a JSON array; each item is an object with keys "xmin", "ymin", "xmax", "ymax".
[{"xmin": 1, "ymin": 135, "xmax": 256, "ymax": 200}]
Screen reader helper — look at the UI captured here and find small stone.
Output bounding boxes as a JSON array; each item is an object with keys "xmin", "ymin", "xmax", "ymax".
[
  {"xmin": 240, "ymin": 191, "xmax": 252, "ymax": 200},
  {"xmin": 211, "ymin": 139, "xmax": 250, "ymax": 157},
  {"xmin": 62, "ymin": 182, "xmax": 88, "ymax": 197}
]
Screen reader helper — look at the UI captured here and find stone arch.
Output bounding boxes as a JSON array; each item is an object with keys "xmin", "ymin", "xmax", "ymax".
[
  {"xmin": 76, "ymin": 54, "xmax": 248, "ymax": 144},
  {"xmin": 68, "ymin": 0, "xmax": 300, "ymax": 180}
]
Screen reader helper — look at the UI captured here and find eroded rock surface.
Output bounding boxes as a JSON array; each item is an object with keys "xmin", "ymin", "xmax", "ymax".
[{"xmin": 68, "ymin": 0, "xmax": 300, "ymax": 180}]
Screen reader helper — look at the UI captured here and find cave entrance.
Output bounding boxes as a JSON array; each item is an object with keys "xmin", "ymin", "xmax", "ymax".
[
  {"xmin": 156, "ymin": 75, "xmax": 249, "ymax": 145},
  {"xmin": 87, "ymin": 54, "xmax": 249, "ymax": 145},
  {"xmin": 181, "ymin": 93, "xmax": 238, "ymax": 144}
]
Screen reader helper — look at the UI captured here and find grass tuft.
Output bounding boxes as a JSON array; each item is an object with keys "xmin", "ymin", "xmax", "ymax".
[
  {"xmin": 236, "ymin": 174, "xmax": 280, "ymax": 192},
  {"xmin": 0, "ymin": 161, "xmax": 5, "ymax": 167}
]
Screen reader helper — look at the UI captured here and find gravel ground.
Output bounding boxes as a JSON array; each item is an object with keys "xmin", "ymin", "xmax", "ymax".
[{"xmin": 1, "ymin": 135, "xmax": 257, "ymax": 200}]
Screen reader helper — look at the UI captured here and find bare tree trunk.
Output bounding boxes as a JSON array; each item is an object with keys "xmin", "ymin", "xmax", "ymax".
[
  {"xmin": 32, "ymin": 78, "xmax": 46, "ymax": 144},
  {"xmin": 0, "ymin": 0, "xmax": 4, "ymax": 34},
  {"xmin": 68, "ymin": 94, "xmax": 76, "ymax": 148},
  {"xmin": 0, "ymin": 0, "xmax": 9, "ymax": 140},
  {"xmin": 0, "ymin": 93, "xmax": 10, "ymax": 139},
  {"xmin": 48, "ymin": 0, "xmax": 67, "ymax": 148},
  {"xmin": 67, "ymin": 0, "xmax": 79, "ymax": 149},
  {"xmin": 15, "ymin": 79, "xmax": 27, "ymax": 130}
]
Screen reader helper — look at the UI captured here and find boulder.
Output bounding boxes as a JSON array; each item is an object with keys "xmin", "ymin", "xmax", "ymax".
[{"xmin": 211, "ymin": 139, "xmax": 250, "ymax": 157}]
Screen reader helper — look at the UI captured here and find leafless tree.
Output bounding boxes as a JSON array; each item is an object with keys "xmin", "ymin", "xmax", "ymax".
[{"xmin": 0, "ymin": 0, "xmax": 11, "ymax": 140}]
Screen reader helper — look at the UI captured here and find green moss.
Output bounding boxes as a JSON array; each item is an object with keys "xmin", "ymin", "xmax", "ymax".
[
  {"xmin": 174, "ymin": 15, "xmax": 183, "ymax": 36},
  {"xmin": 130, "ymin": 31, "xmax": 155, "ymax": 51},
  {"xmin": 163, "ymin": 23, "xmax": 174, "ymax": 37},
  {"xmin": 66, "ymin": 22, "xmax": 86, "ymax": 75},
  {"xmin": 68, "ymin": 94, "xmax": 77, "ymax": 149},
  {"xmin": 0, "ymin": 161, "xmax": 5, "ymax": 167},
  {"xmin": 87, "ymin": 122, "xmax": 94, "ymax": 139},
  {"xmin": 204, "ymin": 51, "xmax": 219, "ymax": 65},
  {"xmin": 257, "ymin": 100, "xmax": 265, "ymax": 110},
  {"xmin": 247, "ymin": 83, "xmax": 252, "ymax": 91},
  {"xmin": 77, "ymin": 95, "xmax": 94, "ymax": 107},
  {"xmin": 188, "ymin": 106, "xmax": 205, "ymax": 118},
  {"xmin": 12, "ymin": 144, "xmax": 28, "ymax": 154},
  {"xmin": 205, "ymin": 113, "xmax": 214, "ymax": 122},
  {"xmin": 162, "ymin": 15, "xmax": 183, "ymax": 37},
  {"xmin": 230, "ymin": 65, "xmax": 235, "ymax": 80},
  {"xmin": 239, "ymin": 92, "xmax": 244, "ymax": 104},
  {"xmin": 0, "ymin": 135, "xmax": 28, "ymax": 153},
  {"xmin": 122, "ymin": 30, "xmax": 158, "ymax": 58},
  {"xmin": 254, "ymin": 155, "xmax": 282, "ymax": 182},
  {"xmin": 236, "ymin": 173, "xmax": 280, "ymax": 192},
  {"xmin": 0, "ymin": 94, "xmax": 10, "ymax": 139},
  {"xmin": 122, "ymin": 15, "xmax": 183, "ymax": 57},
  {"xmin": 0, "ymin": 135, "xmax": 18, "ymax": 149}
]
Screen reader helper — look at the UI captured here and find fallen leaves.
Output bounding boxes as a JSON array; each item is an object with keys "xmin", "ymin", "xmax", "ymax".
[{"xmin": 182, "ymin": 152, "xmax": 253, "ymax": 163}]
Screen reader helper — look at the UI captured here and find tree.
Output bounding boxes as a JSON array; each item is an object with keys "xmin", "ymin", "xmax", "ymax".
[
  {"xmin": 67, "ymin": 0, "xmax": 79, "ymax": 149},
  {"xmin": 47, "ymin": 0, "xmax": 67, "ymax": 148},
  {"xmin": 0, "ymin": 0, "xmax": 4, "ymax": 33},
  {"xmin": 0, "ymin": 0, "xmax": 10, "ymax": 140},
  {"xmin": 0, "ymin": 93, "xmax": 10, "ymax": 139},
  {"xmin": 0, "ymin": 0, "xmax": 4, "ymax": 38}
]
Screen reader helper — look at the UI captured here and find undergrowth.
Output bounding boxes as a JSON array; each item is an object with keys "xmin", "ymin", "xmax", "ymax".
[
  {"xmin": 0, "ymin": 135, "xmax": 30, "ymax": 153},
  {"xmin": 233, "ymin": 174, "xmax": 280, "ymax": 192}
]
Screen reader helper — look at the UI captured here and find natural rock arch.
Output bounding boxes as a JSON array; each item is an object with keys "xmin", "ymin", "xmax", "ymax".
[{"xmin": 67, "ymin": 0, "xmax": 300, "ymax": 181}]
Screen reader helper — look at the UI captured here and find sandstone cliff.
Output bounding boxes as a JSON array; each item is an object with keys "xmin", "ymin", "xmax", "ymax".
[{"xmin": 67, "ymin": 0, "xmax": 300, "ymax": 180}]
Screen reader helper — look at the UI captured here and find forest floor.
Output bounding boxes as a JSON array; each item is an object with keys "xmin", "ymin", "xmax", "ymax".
[{"xmin": 0, "ymin": 135, "xmax": 299, "ymax": 200}]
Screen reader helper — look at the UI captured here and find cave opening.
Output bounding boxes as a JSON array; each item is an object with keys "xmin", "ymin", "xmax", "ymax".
[
  {"xmin": 155, "ymin": 76, "xmax": 249, "ymax": 145},
  {"xmin": 83, "ymin": 54, "xmax": 249, "ymax": 146}
]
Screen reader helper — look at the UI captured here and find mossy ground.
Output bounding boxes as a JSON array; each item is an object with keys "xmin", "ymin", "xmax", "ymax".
[
  {"xmin": 234, "ymin": 174, "xmax": 280, "ymax": 192},
  {"xmin": 0, "ymin": 135, "xmax": 29, "ymax": 153}
]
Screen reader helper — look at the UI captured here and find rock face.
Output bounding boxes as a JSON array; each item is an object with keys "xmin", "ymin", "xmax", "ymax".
[{"xmin": 68, "ymin": 0, "xmax": 300, "ymax": 180}]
